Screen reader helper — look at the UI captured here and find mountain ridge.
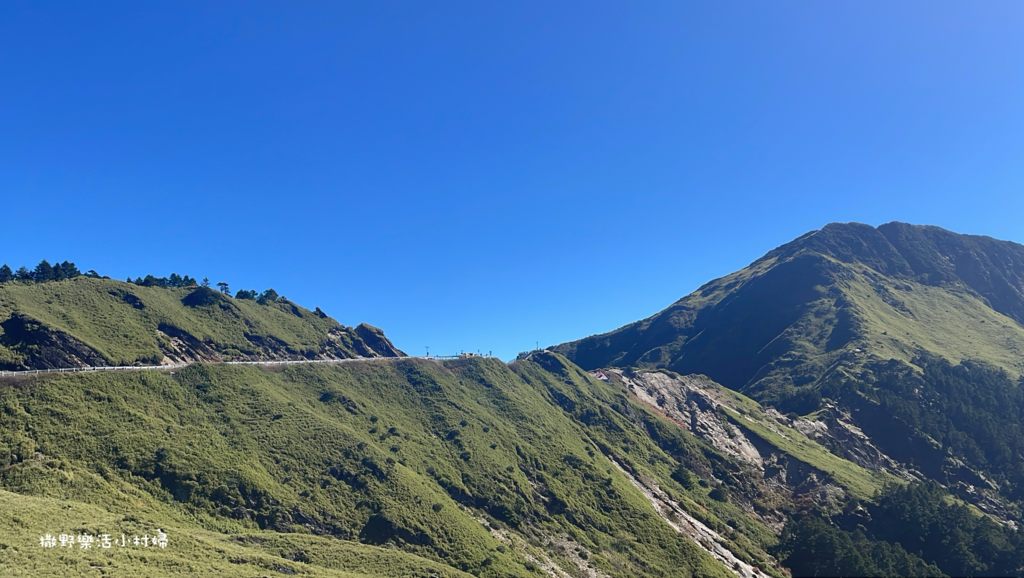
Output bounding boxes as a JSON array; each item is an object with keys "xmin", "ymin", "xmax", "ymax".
[
  {"xmin": 0, "ymin": 278, "xmax": 404, "ymax": 371},
  {"xmin": 5, "ymin": 223, "xmax": 1024, "ymax": 577},
  {"xmin": 554, "ymin": 221, "xmax": 1024, "ymax": 401},
  {"xmin": 551, "ymin": 221, "xmax": 1024, "ymax": 575}
]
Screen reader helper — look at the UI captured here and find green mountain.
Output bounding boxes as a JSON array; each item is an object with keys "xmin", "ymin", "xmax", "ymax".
[
  {"xmin": 0, "ymin": 275, "xmax": 806, "ymax": 577},
  {"xmin": 555, "ymin": 222, "xmax": 1024, "ymax": 403},
  {"xmin": 0, "ymin": 352, "xmax": 785, "ymax": 577},
  {"xmin": 5, "ymin": 224, "xmax": 1024, "ymax": 578},
  {"xmin": 0, "ymin": 278, "xmax": 404, "ymax": 370},
  {"xmin": 554, "ymin": 222, "xmax": 1024, "ymax": 575}
]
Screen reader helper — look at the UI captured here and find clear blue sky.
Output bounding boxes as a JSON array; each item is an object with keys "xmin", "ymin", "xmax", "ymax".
[{"xmin": 2, "ymin": 2, "xmax": 1022, "ymax": 360}]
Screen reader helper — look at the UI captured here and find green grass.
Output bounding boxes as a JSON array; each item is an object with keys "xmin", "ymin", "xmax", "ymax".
[
  {"xmin": 717, "ymin": 405, "xmax": 891, "ymax": 500},
  {"xmin": 842, "ymin": 266, "xmax": 1024, "ymax": 377},
  {"xmin": 554, "ymin": 224, "xmax": 1024, "ymax": 406},
  {"xmin": 0, "ymin": 277, "xmax": 396, "ymax": 367},
  {"xmin": 0, "ymin": 355, "xmax": 761, "ymax": 577},
  {"xmin": 0, "ymin": 490, "xmax": 473, "ymax": 577}
]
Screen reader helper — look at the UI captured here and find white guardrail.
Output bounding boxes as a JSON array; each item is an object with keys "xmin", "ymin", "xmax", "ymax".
[{"xmin": 0, "ymin": 355, "xmax": 473, "ymax": 378}]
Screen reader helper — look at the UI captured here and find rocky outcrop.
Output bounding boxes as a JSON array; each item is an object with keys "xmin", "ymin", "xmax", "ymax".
[
  {"xmin": 155, "ymin": 322, "xmax": 407, "ymax": 365},
  {"xmin": 616, "ymin": 371, "xmax": 763, "ymax": 467},
  {"xmin": 610, "ymin": 369, "xmax": 858, "ymax": 518},
  {"xmin": 0, "ymin": 314, "xmax": 110, "ymax": 370},
  {"xmin": 353, "ymin": 323, "xmax": 406, "ymax": 357},
  {"xmin": 612, "ymin": 459, "xmax": 777, "ymax": 578},
  {"xmin": 769, "ymin": 406, "xmax": 912, "ymax": 477}
]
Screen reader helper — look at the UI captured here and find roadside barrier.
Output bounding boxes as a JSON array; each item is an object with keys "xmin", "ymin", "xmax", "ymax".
[{"xmin": 0, "ymin": 354, "xmax": 480, "ymax": 377}]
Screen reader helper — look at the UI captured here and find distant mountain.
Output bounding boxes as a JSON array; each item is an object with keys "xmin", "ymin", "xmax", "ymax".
[
  {"xmin": 555, "ymin": 222, "xmax": 1024, "ymax": 405},
  {"xmin": 0, "ymin": 278, "xmax": 404, "ymax": 370},
  {"xmin": 554, "ymin": 222, "xmax": 1024, "ymax": 574}
]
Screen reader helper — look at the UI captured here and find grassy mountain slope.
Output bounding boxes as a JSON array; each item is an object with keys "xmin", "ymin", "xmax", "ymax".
[
  {"xmin": 0, "ymin": 277, "xmax": 403, "ymax": 370},
  {"xmin": 0, "ymin": 352, "xmax": 804, "ymax": 577},
  {"xmin": 0, "ymin": 490, "xmax": 473, "ymax": 577},
  {"xmin": 8, "ymin": 228, "xmax": 1020, "ymax": 575},
  {"xmin": 554, "ymin": 222, "xmax": 1024, "ymax": 550},
  {"xmin": 553, "ymin": 222, "xmax": 1024, "ymax": 405}
]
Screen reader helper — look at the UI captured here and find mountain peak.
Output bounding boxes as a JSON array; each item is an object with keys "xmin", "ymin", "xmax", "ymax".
[
  {"xmin": 555, "ymin": 222, "xmax": 1024, "ymax": 406},
  {"xmin": 761, "ymin": 221, "xmax": 914, "ymax": 277}
]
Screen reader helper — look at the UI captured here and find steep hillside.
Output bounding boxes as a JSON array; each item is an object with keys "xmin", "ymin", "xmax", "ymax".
[
  {"xmin": 0, "ymin": 277, "xmax": 404, "ymax": 370},
  {"xmin": 0, "ymin": 353, "xmax": 802, "ymax": 577},
  {"xmin": 554, "ymin": 222, "xmax": 1024, "ymax": 406},
  {"xmin": 6, "ymin": 233, "xmax": 1023, "ymax": 576},
  {"xmin": 554, "ymin": 222, "xmax": 1024, "ymax": 565}
]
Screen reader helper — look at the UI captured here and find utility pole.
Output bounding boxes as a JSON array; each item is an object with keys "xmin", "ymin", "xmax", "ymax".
[{"xmin": 425, "ymin": 346, "xmax": 430, "ymax": 357}]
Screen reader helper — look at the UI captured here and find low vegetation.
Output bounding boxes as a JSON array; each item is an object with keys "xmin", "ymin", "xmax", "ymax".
[
  {"xmin": 0, "ymin": 354, "xmax": 780, "ymax": 577},
  {"xmin": 0, "ymin": 276, "xmax": 401, "ymax": 369}
]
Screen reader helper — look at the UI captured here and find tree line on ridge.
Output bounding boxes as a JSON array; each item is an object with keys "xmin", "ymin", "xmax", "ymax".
[{"xmin": 0, "ymin": 260, "xmax": 281, "ymax": 304}]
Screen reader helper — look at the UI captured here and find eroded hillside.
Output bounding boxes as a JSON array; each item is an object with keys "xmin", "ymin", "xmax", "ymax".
[{"xmin": 0, "ymin": 278, "xmax": 403, "ymax": 370}]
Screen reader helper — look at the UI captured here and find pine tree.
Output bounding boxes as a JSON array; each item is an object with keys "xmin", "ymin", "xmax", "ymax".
[
  {"xmin": 60, "ymin": 261, "xmax": 80, "ymax": 277},
  {"xmin": 257, "ymin": 288, "xmax": 280, "ymax": 305},
  {"xmin": 201, "ymin": 277, "xmax": 211, "ymax": 288},
  {"xmin": 216, "ymin": 282, "xmax": 230, "ymax": 294},
  {"xmin": 52, "ymin": 263, "xmax": 67, "ymax": 281},
  {"xmin": 0, "ymin": 264, "xmax": 12, "ymax": 283},
  {"xmin": 16, "ymin": 267, "xmax": 31, "ymax": 280},
  {"xmin": 169, "ymin": 273, "xmax": 183, "ymax": 287},
  {"xmin": 33, "ymin": 260, "xmax": 54, "ymax": 282}
]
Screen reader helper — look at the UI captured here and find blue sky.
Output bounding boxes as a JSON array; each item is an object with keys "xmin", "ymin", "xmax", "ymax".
[{"xmin": 2, "ymin": 2, "xmax": 1022, "ymax": 360}]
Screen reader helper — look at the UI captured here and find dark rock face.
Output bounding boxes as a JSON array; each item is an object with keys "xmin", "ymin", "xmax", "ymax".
[
  {"xmin": 354, "ymin": 323, "xmax": 406, "ymax": 357},
  {"xmin": 157, "ymin": 323, "xmax": 223, "ymax": 363},
  {"xmin": 0, "ymin": 314, "xmax": 109, "ymax": 370}
]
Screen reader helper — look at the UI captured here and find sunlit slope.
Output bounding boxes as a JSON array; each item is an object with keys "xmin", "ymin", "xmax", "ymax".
[
  {"xmin": 0, "ymin": 277, "xmax": 402, "ymax": 369},
  {"xmin": 0, "ymin": 355, "xmax": 782, "ymax": 577},
  {"xmin": 0, "ymin": 490, "xmax": 472, "ymax": 578}
]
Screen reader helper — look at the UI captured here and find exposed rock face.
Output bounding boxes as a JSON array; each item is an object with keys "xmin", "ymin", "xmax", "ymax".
[
  {"xmin": 0, "ymin": 314, "xmax": 110, "ymax": 370},
  {"xmin": 154, "ymin": 322, "xmax": 407, "ymax": 365},
  {"xmin": 156, "ymin": 324, "xmax": 224, "ymax": 364},
  {"xmin": 772, "ymin": 406, "xmax": 911, "ymax": 477},
  {"xmin": 353, "ymin": 323, "xmax": 405, "ymax": 357},
  {"xmin": 612, "ymin": 459, "xmax": 771, "ymax": 578},
  {"xmin": 617, "ymin": 371, "xmax": 763, "ymax": 467},
  {"xmin": 609, "ymin": 369, "xmax": 862, "ymax": 518}
]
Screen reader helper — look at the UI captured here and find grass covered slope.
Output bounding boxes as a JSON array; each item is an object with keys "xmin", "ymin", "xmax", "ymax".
[
  {"xmin": 0, "ymin": 276, "xmax": 403, "ymax": 370},
  {"xmin": 0, "ymin": 490, "xmax": 473, "ymax": 578},
  {"xmin": 553, "ymin": 222, "xmax": 1024, "ymax": 406},
  {"xmin": 553, "ymin": 221, "xmax": 1024, "ymax": 547},
  {"xmin": 0, "ymin": 354, "xmax": 791, "ymax": 577}
]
